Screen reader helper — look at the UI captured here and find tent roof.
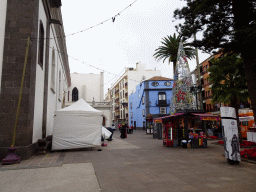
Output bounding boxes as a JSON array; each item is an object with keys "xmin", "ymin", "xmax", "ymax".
[{"xmin": 55, "ymin": 98, "xmax": 102, "ymax": 115}]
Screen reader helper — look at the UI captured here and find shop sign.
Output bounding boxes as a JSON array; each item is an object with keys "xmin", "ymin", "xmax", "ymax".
[
  {"xmin": 220, "ymin": 107, "xmax": 241, "ymax": 162},
  {"xmin": 200, "ymin": 116, "xmax": 219, "ymax": 121},
  {"xmin": 154, "ymin": 119, "xmax": 162, "ymax": 123}
]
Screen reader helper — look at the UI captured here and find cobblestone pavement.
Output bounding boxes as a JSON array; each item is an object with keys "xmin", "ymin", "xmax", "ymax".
[{"xmin": 1, "ymin": 130, "xmax": 256, "ymax": 192}]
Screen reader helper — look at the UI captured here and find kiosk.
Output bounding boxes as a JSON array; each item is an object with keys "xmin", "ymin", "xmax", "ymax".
[{"xmin": 154, "ymin": 110, "xmax": 220, "ymax": 148}]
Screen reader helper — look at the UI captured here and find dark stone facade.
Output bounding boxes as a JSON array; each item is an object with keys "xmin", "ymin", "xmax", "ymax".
[{"xmin": 0, "ymin": 0, "xmax": 40, "ymax": 160}]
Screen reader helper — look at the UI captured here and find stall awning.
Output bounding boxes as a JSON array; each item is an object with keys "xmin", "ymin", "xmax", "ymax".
[
  {"xmin": 192, "ymin": 113, "xmax": 220, "ymax": 121},
  {"xmin": 154, "ymin": 113, "xmax": 184, "ymax": 123}
]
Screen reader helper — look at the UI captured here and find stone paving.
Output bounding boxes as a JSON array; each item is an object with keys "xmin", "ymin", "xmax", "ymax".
[
  {"xmin": 1, "ymin": 129, "xmax": 256, "ymax": 192},
  {"xmin": 0, "ymin": 152, "xmax": 62, "ymax": 171}
]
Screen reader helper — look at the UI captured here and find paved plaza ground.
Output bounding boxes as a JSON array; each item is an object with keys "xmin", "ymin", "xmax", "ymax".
[{"xmin": 1, "ymin": 129, "xmax": 256, "ymax": 192}]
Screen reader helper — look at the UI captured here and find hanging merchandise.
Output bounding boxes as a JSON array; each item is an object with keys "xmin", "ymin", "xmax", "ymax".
[{"xmin": 170, "ymin": 41, "xmax": 195, "ymax": 115}]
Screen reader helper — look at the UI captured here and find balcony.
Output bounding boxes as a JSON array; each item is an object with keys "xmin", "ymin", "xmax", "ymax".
[{"xmin": 155, "ymin": 99, "xmax": 170, "ymax": 106}]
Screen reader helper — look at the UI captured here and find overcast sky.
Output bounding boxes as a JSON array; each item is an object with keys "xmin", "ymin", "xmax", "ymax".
[{"xmin": 61, "ymin": 0, "xmax": 211, "ymax": 94}]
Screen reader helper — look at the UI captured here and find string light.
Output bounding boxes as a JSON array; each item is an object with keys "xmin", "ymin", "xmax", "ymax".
[
  {"xmin": 32, "ymin": 0, "xmax": 138, "ymax": 40},
  {"xmin": 31, "ymin": 39, "xmax": 141, "ymax": 85}
]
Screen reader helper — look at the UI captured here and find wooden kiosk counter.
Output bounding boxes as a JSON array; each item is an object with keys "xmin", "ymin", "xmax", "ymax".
[{"xmin": 154, "ymin": 110, "xmax": 220, "ymax": 148}]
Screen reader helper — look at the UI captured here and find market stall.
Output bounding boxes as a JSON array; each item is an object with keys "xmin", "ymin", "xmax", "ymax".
[
  {"xmin": 154, "ymin": 113, "xmax": 183, "ymax": 147},
  {"xmin": 154, "ymin": 110, "xmax": 220, "ymax": 148}
]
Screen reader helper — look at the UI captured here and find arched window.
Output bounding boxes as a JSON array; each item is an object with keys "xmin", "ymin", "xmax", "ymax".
[
  {"xmin": 72, "ymin": 87, "xmax": 79, "ymax": 101},
  {"xmin": 58, "ymin": 70, "xmax": 62, "ymax": 100},
  {"xmin": 38, "ymin": 21, "xmax": 44, "ymax": 68},
  {"xmin": 51, "ymin": 49, "xmax": 56, "ymax": 92}
]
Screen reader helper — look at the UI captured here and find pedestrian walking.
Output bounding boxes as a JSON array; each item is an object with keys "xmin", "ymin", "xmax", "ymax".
[
  {"xmin": 108, "ymin": 123, "xmax": 116, "ymax": 141},
  {"xmin": 120, "ymin": 123, "xmax": 126, "ymax": 139}
]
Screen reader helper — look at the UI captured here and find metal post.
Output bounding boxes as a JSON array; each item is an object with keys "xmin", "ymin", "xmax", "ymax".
[
  {"xmin": 12, "ymin": 37, "xmax": 30, "ymax": 147},
  {"xmin": 195, "ymin": 88, "xmax": 198, "ymax": 110}
]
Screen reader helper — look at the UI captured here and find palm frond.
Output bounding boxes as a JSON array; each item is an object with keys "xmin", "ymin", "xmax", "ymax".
[{"xmin": 153, "ymin": 33, "xmax": 195, "ymax": 73}]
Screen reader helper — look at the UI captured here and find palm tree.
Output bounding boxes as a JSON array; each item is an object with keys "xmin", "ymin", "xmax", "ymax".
[
  {"xmin": 208, "ymin": 53, "xmax": 249, "ymax": 142},
  {"xmin": 153, "ymin": 33, "xmax": 195, "ymax": 75}
]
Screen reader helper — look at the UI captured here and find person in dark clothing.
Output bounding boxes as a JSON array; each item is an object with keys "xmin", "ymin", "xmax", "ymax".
[
  {"xmin": 120, "ymin": 123, "xmax": 126, "ymax": 139},
  {"xmin": 106, "ymin": 127, "xmax": 113, "ymax": 141}
]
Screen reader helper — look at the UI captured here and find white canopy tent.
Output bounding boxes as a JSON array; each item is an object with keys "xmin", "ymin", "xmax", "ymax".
[{"xmin": 52, "ymin": 98, "xmax": 103, "ymax": 150}]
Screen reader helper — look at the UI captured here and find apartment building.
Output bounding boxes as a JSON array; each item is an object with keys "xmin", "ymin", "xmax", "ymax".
[
  {"xmin": 106, "ymin": 63, "xmax": 162, "ymax": 125},
  {"xmin": 129, "ymin": 76, "xmax": 173, "ymax": 129}
]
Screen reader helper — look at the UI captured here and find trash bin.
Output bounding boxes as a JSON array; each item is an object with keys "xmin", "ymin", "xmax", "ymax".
[{"xmin": 182, "ymin": 140, "xmax": 187, "ymax": 148}]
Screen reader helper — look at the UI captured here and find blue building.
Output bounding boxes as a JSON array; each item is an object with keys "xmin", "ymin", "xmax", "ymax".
[{"xmin": 129, "ymin": 76, "xmax": 173, "ymax": 129}]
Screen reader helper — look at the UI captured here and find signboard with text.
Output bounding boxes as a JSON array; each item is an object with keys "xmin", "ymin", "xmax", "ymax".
[
  {"xmin": 220, "ymin": 107, "xmax": 241, "ymax": 162},
  {"xmin": 200, "ymin": 116, "xmax": 219, "ymax": 121}
]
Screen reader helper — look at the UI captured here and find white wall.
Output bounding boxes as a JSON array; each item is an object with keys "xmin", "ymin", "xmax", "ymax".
[
  {"xmin": 101, "ymin": 109, "xmax": 112, "ymax": 127},
  {"xmin": 32, "ymin": 0, "xmax": 47, "ymax": 143},
  {"xmin": 127, "ymin": 64, "xmax": 162, "ymax": 96},
  {"xmin": 0, "ymin": 0, "xmax": 7, "ymax": 93},
  {"xmin": 68, "ymin": 72, "xmax": 104, "ymax": 102},
  {"xmin": 46, "ymin": 22, "xmax": 69, "ymax": 136}
]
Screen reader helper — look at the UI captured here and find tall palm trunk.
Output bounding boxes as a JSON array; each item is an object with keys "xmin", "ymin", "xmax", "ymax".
[{"xmin": 230, "ymin": 94, "xmax": 242, "ymax": 143}]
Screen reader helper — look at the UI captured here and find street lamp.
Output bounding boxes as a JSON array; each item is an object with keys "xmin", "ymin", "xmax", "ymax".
[{"xmin": 190, "ymin": 84, "xmax": 202, "ymax": 110}]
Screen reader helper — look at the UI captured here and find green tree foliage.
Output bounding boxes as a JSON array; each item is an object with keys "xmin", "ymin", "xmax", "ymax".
[
  {"xmin": 208, "ymin": 53, "xmax": 249, "ymax": 142},
  {"xmin": 174, "ymin": 0, "xmax": 256, "ymax": 120},
  {"xmin": 208, "ymin": 53, "xmax": 249, "ymax": 107},
  {"xmin": 153, "ymin": 33, "xmax": 195, "ymax": 74}
]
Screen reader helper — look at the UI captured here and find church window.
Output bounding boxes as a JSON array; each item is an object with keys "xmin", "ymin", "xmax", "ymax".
[
  {"xmin": 72, "ymin": 87, "xmax": 79, "ymax": 101},
  {"xmin": 38, "ymin": 21, "xmax": 44, "ymax": 68},
  {"xmin": 50, "ymin": 49, "xmax": 56, "ymax": 92},
  {"xmin": 58, "ymin": 70, "xmax": 62, "ymax": 101}
]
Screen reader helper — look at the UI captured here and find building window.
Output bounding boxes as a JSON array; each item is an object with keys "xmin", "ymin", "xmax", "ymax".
[
  {"xmin": 38, "ymin": 21, "xmax": 44, "ymax": 68},
  {"xmin": 51, "ymin": 49, "xmax": 56, "ymax": 92},
  {"xmin": 160, "ymin": 107, "xmax": 166, "ymax": 114},
  {"xmin": 164, "ymin": 81, "xmax": 171, "ymax": 86},
  {"xmin": 72, "ymin": 87, "xmax": 79, "ymax": 101},
  {"xmin": 131, "ymin": 112, "xmax": 133, "ymax": 118},
  {"xmin": 158, "ymin": 92, "xmax": 166, "ymax": 100},
  {"xmin": 143, "ymin": 109, "xmax": 145, "ymax": 117},
  {"xmin": 151, "ymin": 82, "xmax": 159, "ymax": 87},
  {"xmin": 130, "ymin": 102, "xmax": 132, "ymax": 109},
  {"xmin": 58, "ymin": 70, "xmax": 61, "ymax": 101},
  {"xmin": 142, "ymin": 96, "xmax": 145, "ymax": 105}
]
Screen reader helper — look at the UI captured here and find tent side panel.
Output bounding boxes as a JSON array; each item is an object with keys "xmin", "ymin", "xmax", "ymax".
[{"xmin": 52, "ymin": 115, "xmax": 102, "ymax": 150}]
